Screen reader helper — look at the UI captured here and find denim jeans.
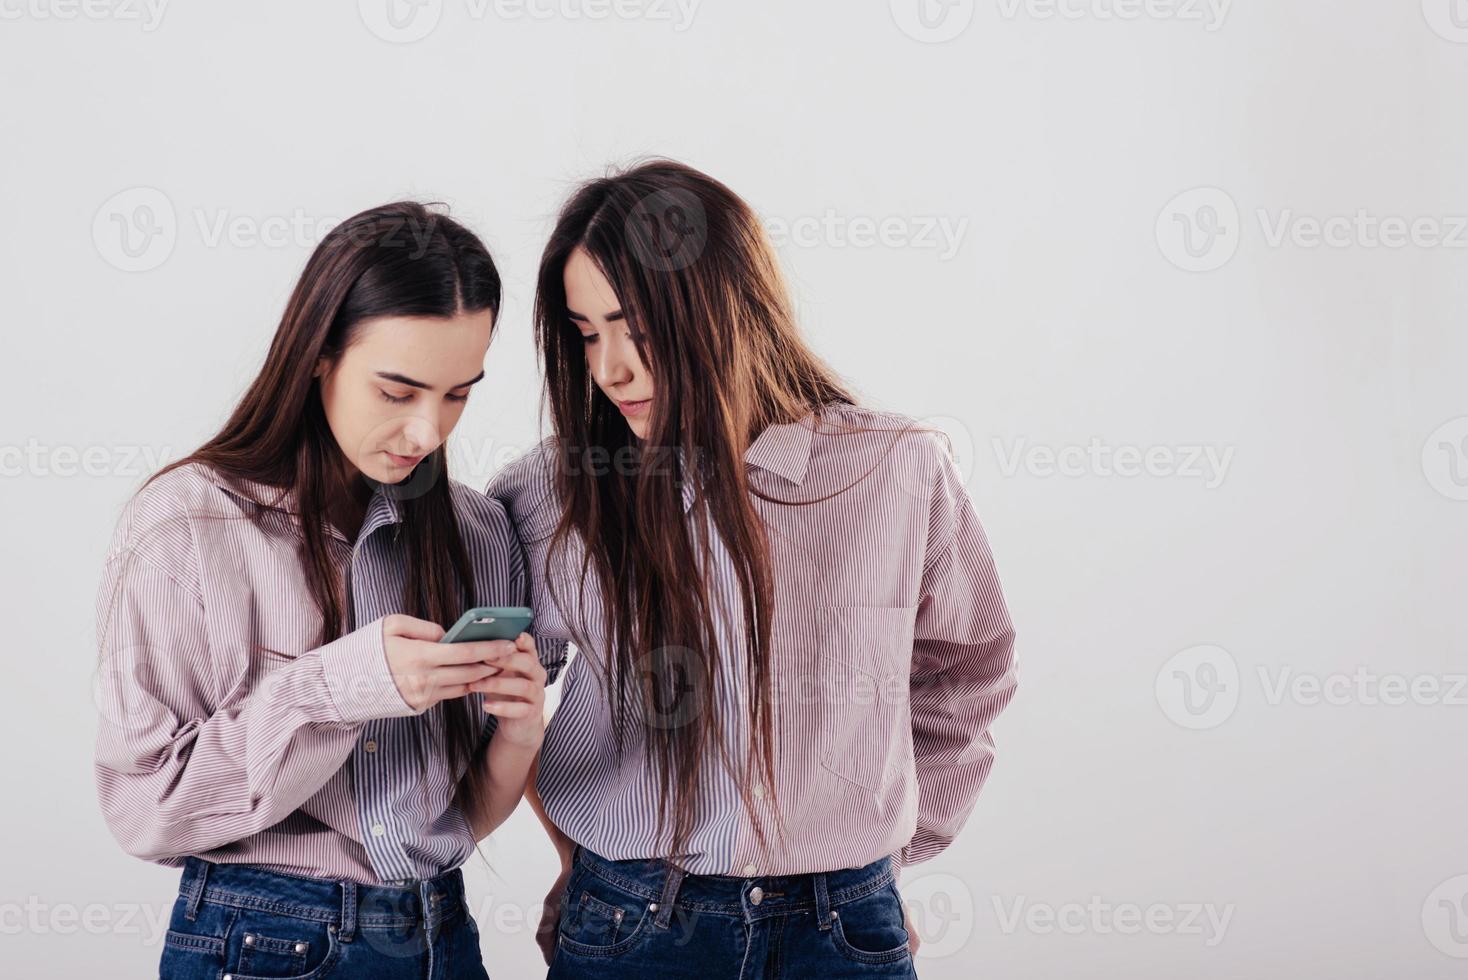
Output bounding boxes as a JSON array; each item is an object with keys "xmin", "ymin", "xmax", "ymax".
[
  {"xmin": 547, "ymin": 846, "xmax": 919, "ymax": 979},
  {"xmin": 158, "ymin": 856, "xmax": 490, "ymax": 979}
]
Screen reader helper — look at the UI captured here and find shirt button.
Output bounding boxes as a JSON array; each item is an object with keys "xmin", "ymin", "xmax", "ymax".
[
  {"xmin": 752, "ymin": 784, "xmax": 765, "ymax": 799},
  {"xmin": 742, "ymin": 863, "xmax": 757, "ymax": 877},
  {"xmin": 364, "ymin": 740, "xmax": 378, "ymax": 753},
  {"xmin": 371, "ymin": 823, "xmax": 386, "ymax": 837}
]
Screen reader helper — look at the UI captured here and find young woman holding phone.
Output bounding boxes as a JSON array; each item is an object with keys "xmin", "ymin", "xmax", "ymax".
[
  {"xmin": 488, "ymin": 161, "xmax": 1019, "ymax": 977},
  {"xmin": 94, "ymin": 203, "xmax": 559, "ymax": 979}
]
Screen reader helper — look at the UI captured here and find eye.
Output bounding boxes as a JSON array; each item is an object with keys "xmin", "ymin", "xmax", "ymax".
[
  {"xmin": 580, "ymin": 333, "xmax": 598, "ymax": 346},
  {"xmin": 446, "ymin": 392, "xmax": 469, "ymax": 403},
  {"xmin": 379, "ymin": 390, "xmax": 412, "ymax": 404}
]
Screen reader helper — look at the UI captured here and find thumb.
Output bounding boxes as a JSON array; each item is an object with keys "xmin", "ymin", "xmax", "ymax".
[{"xmin": 383, "ymin": 614, "xmax": 446, "ymax": 643}]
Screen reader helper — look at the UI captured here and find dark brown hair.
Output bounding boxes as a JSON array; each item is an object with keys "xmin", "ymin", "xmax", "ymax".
[
  {"xmin": 145, "ymin": 201, "xmax": 501, "ymax": 823},
  {"xmin": 535, "ymin": 160, "xmax": 860, "ymax": 861}
]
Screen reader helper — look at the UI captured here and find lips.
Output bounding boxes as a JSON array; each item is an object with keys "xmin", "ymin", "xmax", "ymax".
[
  {"xmin": 617, "ymin": 399, "xmax": 651, "ymax": 416},
  {"xmin": 384, "ymin": 451, "xmax": 424, "ymax": 468}
]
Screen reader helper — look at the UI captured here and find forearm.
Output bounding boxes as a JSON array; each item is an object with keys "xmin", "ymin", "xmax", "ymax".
[
  {"xmin": 468, "ymin": 730, "xmax": 542, "ymax": 840},
  {"xmin": 905, "ymin": 628, "xmax": 1018, "ymax": 866},
  {"xmin": 97, "ymin": 568, "xmax": 411, "ymax": 861},
  {"xmin": 523, "ymin": 752, "xmax": 575, "ymax": 865},
  {"xmin": 902, "ymin": 441, "xmax": 1019, "ymax": 868}
]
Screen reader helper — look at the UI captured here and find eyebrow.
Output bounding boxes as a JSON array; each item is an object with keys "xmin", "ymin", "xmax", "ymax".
[
  {"xmin": 566, "ymin": 308, "xmax": 625, "ymax": 324},
  {"xmin": 374, "ymin": 370, "xmax": 484, "ymax": 391}
]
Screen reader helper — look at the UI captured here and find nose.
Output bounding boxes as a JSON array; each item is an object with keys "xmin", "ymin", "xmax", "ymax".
[
  {"xmin": 400, "ymin": 415, "xmax": 439, "ymax": 455},
  {"xmin": 593, "ymin": 331, "xmax": 637, "ymax": 389}
]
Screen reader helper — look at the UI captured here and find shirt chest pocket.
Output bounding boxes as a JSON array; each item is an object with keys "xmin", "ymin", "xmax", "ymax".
[{"xmin": 816, "ymin": 604, "xmax": 918, "ymax": 793}]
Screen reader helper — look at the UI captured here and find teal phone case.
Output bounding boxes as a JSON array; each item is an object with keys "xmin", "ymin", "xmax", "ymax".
[{"xmin": 440, "ymin": 606, "xmax": 533, "ymax": 643}]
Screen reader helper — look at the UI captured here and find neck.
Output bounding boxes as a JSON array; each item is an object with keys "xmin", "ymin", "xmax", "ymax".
[{"xmin": 325, "ymin": 456, "xmax": 373, "ymax": 541}]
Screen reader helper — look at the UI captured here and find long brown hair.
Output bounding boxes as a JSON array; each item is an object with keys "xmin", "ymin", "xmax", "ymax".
[
  {"xmin": 144, "ymin": 201, "xmax": 500, "ymax": 822},
  {"xmin": 535, "ymin": 160, "xmax": 858, "ymax": 861}
]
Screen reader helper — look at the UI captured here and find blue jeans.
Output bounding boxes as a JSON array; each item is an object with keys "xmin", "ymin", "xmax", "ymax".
[
  {"xmin": 548, "ymin": 846, "xmax": 918, "ymax": 979},
  {"xmin": 158, "ymin": 856, "xmax": 490, "ymax": 979}
]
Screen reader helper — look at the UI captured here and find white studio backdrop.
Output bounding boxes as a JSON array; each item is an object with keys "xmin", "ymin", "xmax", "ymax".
[{"xmin": 1, "ymin": 2, "xmax": 1465, "ymax": 978}]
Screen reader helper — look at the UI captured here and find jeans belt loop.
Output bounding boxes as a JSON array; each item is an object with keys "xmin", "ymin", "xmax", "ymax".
[
  {"xmin": 182, "ymin": 858, "xmax": 211, "ymax": 922},
  {"xmin": 338, "ymin": 880, "xmax": 358, "ymax": 943},
  {"xmin": 654, "ymin": 860, "xmax": 686, "ymax": 930},
  {"xmin": 814, "ymin": 871, "xmax": 834, "ymax": 931}
]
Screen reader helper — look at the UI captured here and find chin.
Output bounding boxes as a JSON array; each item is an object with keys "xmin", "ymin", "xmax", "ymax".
[
  {"xmin": 358, "ymin": 455, "xmax": 404, "ymax": 485},
  {"xmin": 359, "ymin": 463, "xmax": 394, "ymax": 485}
]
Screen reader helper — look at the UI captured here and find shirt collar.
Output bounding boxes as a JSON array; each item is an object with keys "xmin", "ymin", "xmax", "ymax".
[
  {"xmin": 743, "ymin": 411, "xmax": 816, "ymax": 486},
  {"xmin": 206, "ymin": 469, "xmax": 404, "ymax": 543},
  {"xmin": 677, "ymin": 410, "xmax": 818, "ymax": 514}
]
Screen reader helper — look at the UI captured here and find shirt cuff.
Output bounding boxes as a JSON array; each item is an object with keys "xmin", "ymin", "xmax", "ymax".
[{"xmin": 318, "ymin": 616, "xmax": 416, "ymax": 723}]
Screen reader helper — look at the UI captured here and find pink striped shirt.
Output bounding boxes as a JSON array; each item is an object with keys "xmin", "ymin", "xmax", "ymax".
[
  {"xmin": 487, "ymin": 402, "xmax": 1018, "ymax": 878},
  {"xmin": 92, "ymin": 463, "xmax": 555, "ymax": 884}
]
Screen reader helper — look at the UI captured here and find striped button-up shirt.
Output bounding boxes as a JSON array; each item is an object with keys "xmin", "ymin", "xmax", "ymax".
[
  {"xmin": 93, "ymin": 463, "xmax": 564, "ymax": 885},
  {"xmin": 486, "ymin": 402, "xmax": 1018, "ymax": 878}
]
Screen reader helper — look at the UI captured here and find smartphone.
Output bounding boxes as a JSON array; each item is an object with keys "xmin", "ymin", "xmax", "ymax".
[{"xmin": 440, "ymin": 606, "xmax": 533, "ymax": 644}]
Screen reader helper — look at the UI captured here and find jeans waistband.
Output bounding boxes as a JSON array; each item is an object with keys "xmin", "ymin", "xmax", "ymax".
[
  {"xmin": 571, "ymin": 846, "xmax": 895, "ymax": 929},
  {"xmin": 177, "ymin": 856, "xmax": 466, "ymax": 942}
]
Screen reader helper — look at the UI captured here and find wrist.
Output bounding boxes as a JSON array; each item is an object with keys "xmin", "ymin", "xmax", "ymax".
[{"xmin": 493, "ymin": 718, "xmax": 545, "ymax": 750}]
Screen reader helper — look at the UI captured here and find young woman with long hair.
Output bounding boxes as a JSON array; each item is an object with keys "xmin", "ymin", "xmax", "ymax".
[
  {"xmin": 94, "ymin": 202, "xmax": 559, "ymax": 979},
  {"xmin": 489, "ymin": 161, "xmax": 1019, "ymax": 977}
]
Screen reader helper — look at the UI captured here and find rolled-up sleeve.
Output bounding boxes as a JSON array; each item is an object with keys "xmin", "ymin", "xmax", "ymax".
[
  {"xmin": 93, "ymin": 543, "xmax": 414, "ymax": 863},
  {"xmin": 897, "ymin": 439, "xmax": 1019, "ymax": 877}
]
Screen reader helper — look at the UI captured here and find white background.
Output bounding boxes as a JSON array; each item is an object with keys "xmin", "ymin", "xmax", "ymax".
[{"xmin": 2, "ymin": 1, "xmax": 1466, "ymax": 977}]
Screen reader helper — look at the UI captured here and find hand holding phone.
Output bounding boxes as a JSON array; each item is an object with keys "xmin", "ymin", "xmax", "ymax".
[
  {"xmin": 443, "ymin": 607, "xmax": 545, "ymax": 742},
  {"xmin": 379, "ymin": 614, "xmax": 518, "ymax": 715}
]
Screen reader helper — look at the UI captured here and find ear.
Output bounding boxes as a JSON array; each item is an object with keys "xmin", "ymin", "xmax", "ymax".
[{"xmin": 312, "ymin": 356, "xmax": 329, "ymax": 379}]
